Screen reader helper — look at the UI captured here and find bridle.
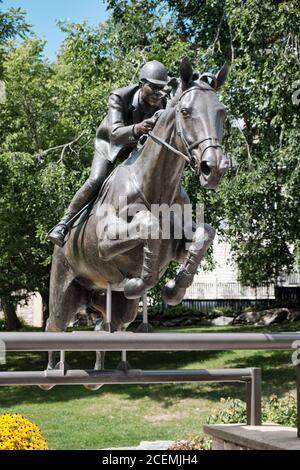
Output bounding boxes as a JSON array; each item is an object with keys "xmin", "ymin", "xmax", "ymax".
[{"xmin": 148, "ymin": 86, "xmax": 223, "ymax": 169}]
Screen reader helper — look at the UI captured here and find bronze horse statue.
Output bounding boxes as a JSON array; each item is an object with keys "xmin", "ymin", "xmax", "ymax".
[{"xmin": 45, "ymin": 59, "xmax": 228, "ymax": 373}]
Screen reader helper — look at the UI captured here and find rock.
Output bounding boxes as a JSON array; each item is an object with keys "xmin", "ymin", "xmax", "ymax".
[
  {"xmin": 211, "ymin": 316, "xmax": 234, "ymax": 326},
  {"xmin": 182, "ymin": 319, "xmax": 194, "ymax": 326},
  {"xmin": 234, "ymin": 311, "xmax": 262, "ymax": 325},
  {"xmin": 287, "ymin": 309, "xmax": 300, "ymax": 322},
  {"xmin": 137, "ymin": 441, "xmax": 174, "ymax": 450},
  {"xmin": 257, "ymin": 308, "xmax": 289, "ymax": 326},
  {"xmin": 198, "ymin": 319, "xmax": 213, "ymax": 326},
  {"xmin": 102, "ymin": 440, "xmax": 174, "ymax": 450},
  {"xmin": 162, "ymin": 320, "xmax": 179, "ymax": 327},
  {"xmin": 235, "ymin": 308, "xmax": 289, "ymax": 326}
]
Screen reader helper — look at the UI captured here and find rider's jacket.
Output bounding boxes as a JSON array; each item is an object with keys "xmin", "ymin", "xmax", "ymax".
[{"xmin": 94, "ymin": 85, "xmax": 166, "ymax": 163}]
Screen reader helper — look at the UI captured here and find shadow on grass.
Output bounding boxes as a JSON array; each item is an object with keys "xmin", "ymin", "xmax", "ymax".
[{"xmin": 0, "ymin": 350, "xmax": 297, "ymax": 408}]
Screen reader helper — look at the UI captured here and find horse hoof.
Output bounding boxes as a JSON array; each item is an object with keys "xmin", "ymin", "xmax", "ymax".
[
  {"xmin": 124, "ymin": 278, "xmax": 147, "ymax": 299},
  {"xmin": 83, "ymin": 384, "xmax": 104, "ymax": 391},
  {"xmin": 161, "ymin": 280, "xmax": 186, "ymax": 306},
  {"xmin": 38, "ymin": 384, "xmax": 56, "ymax": 391}
]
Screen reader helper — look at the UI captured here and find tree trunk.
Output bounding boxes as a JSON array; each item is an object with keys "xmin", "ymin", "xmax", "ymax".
[
  {"xmin": 40, "ymin": 291, "xmax": 49, "ymax": 331},
  {"xmin": 1, "ymin": 298, "xmax": 21, "ymax": 330}
]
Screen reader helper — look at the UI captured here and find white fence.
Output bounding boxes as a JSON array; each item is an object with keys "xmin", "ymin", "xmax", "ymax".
[
  {"xmin": 185, "ymin": 282, "xmax": 275, "ymax": 300},
  {"xmin": 185, "ymin": 271, "xmax": 300, "ymax": 301}
]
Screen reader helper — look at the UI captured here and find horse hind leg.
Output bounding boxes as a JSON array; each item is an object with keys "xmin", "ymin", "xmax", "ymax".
[
  {"xmin": 91, "ymin": 290, "xmax": 140, "ymax": 332},
  {"xmin": 162, "ymin": 223, "xmax": 215, "ymax": 306},
  {"xmin": 40, "ymin": 248, "xmax": 92, "ymax": 390}
]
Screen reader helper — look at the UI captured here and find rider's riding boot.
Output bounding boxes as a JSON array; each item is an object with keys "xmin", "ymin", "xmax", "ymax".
[
  {"xmin": 48, "ymin": 157, "xmax": 114, "ymax": 247},
  {"xmin": 47, "ymin": 211, "xmax": 77, "ymax": 247}
]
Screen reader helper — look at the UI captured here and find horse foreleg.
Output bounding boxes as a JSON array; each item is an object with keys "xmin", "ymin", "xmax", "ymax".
[
  {"xmin": 162, "ymin": 223, "xmax": 215, "ymax": 305},
  {"xmin": 98, "ymin": 210, "xmax": 161, "ymax": 300},
  {"xmin": 124, "ymin": 211, "xmax": 161, "ymax": 299}
]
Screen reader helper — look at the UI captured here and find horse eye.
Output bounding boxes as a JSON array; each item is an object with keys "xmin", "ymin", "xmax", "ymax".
[{"xmin": 181, "ymin": 108, "xmax": 189, "ymax": 117}]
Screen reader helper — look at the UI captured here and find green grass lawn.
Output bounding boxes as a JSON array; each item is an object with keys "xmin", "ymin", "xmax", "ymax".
[{"xmin": 0, "ymin": 321, "xmax": 299, "ymax": 449}]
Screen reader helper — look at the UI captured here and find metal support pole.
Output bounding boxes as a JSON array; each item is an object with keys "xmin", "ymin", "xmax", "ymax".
[
  {"xmin": 60, "ymin": 350, "xmax": 65, "ymax": 366},
  {"xmin": 143, "ymin": 293, "xmax": 148, "ymax": 324},
  {"xmin": 135, "ymin": 294, "xmax": 153, "ymax": 332},
  {"xmin": 246, "ymin": 380, "xmax": 251, "ymax": 426},
  {"xmin": 106, "ymin": 283, "xmax": 112, "ymax": 332},
  {"xmin": 249, "ymin": 368, "xmax": 262, "ymax": 426},
  {"xmin": 2, "ymin": 332, "xmax": 300, "ymax": 352},
  {"xmin": 296, "ymin": 359, "xmax": 300, "ymax": 438},
  {"xmin": 0, "ymin": 368, "xmax": 253, "ymax": 386}
]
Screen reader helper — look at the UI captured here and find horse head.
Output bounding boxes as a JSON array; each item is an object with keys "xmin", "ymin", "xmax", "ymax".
[{"xmin": 175, "ymin": 58, "xmax": 229, "ymax": 189}]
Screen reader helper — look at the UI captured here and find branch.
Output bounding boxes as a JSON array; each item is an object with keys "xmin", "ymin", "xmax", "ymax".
[
  {"xmin": 35, "ymin": 131, "xmax": 86, "ymax": 161},
  {"xmin": 229, "ymin": 23, "xmax": 235, "ymax": 63},
  {"xmin": 129, "ymin": 45, "xmax": 152, "ymax": 84},
  {"xmin": 237, "ymin": 120, "xmax": 252, "ymax": 169},
  {"xmin": 206, "ymin": 9, "xmax": 225, "ymax": 56}
]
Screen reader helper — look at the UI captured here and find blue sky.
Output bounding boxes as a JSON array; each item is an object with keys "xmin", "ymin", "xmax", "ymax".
[{"xmin": 2, "ymin": 0, "xmax": 109, "ymax": 61}]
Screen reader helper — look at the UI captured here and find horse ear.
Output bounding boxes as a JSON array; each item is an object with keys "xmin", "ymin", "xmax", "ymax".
[
  {"xmin": 216, "ymin": 63, "xmax": 229, "ymax": 89},
  {"xmin": 180, "ymin": 58, "xmax": 193, "ymax": 90}
]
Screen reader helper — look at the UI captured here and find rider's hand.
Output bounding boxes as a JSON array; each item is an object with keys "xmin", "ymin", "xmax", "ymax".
[{"xmin": 133, "ymin": 119, "xmax": 155, "ymax": 138}]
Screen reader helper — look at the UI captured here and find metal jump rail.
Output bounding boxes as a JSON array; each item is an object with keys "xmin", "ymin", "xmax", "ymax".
[{"xmin": 0, "ymin": 330, "xmax": 300, "ymax": 435}]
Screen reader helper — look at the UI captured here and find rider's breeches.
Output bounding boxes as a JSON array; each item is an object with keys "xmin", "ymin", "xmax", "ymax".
[{"xmin": 66, "ymin": 154, "xmax": 114, "ymax": 216}]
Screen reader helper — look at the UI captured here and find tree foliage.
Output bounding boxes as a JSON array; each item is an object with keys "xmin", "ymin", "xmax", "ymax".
[
  {"xmin": 0, "ymin": 0, "xmax": 299, "ymax": 325},
  {"xmin": 0, "ymin": 0, "xmax": 30, "ymax": 77}
]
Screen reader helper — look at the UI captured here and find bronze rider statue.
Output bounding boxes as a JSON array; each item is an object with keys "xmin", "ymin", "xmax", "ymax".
[{"xmin": 48, "ymin": 60, "xmax": 170, "ymax": 247}]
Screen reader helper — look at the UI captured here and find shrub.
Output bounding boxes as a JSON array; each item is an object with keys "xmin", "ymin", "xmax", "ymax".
[
  {"xmin": 169, "ymin": 436, "xmax": 212, "ymax": 450},
  {"xmin": 206, "ymin": 306, "xmax": 236, "ymax": 319},
  {"xmin": 141, "ymin": 304, "xmax": 202, "ymax": 319},
  {"xmin": 263, "ymin": 394, "xmax": 297, "ymax": 427},
  {"xmin": 207, "ymin": 394, "xmax": 297, "ymax": 426},
  {"xmin": 207, "ymin": 397, "xmax": 246, "ymax": 424},
  {"xmin": 0, "ymin": 413, "xmax": 48, "ymax": 450},
  {"xmin": 172, "ymin": 394, "xmax": 297, "ymax": 450}
]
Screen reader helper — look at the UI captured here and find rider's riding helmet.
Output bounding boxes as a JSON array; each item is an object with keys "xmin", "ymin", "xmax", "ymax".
[{"xmin": 139, "ymin": 60, "xmax": 169, "ymax": 86}]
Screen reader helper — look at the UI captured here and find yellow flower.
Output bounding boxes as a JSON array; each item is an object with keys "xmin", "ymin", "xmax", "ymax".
[{"xmin": 0, "ymin": 413, "xmax": 48, "ymax": 450}]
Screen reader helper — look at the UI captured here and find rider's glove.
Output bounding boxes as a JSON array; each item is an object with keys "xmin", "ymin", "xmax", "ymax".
[{"xmin": 133, "ymin": 118, "xmax": 155, "ymax": 138}]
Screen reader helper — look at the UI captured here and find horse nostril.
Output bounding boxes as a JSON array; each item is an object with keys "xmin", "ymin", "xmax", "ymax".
[{"xmin": 200, "ymin": 161, "xmax": 211, "ymax": 176}]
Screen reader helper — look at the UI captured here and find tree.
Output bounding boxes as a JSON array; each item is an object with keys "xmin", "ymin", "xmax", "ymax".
[
  {"xmin": 0, "ymin": 5, "xmax": 191, "ymax": 320},
  {"xmin": 0, "ymin": 38, "xmax": 80, "ymax": 327},
  {"xmin": 0, "ymin": 0, "xmax": 30, "ymax": 76},
  {"xmin": 0, "ymin": 0, "xmax": 31, "ymax": 328},
  {"xmin": 1, "ymin": 0, "xmax": 299, "ymax": 329},
  {"xmin": 109, "ymin": 0, "xmax": 300, "ymax": 288}
]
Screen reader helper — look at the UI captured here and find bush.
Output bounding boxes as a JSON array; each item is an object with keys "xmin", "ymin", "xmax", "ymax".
[
  {"xmin": 141, "ymin": 304, "xmax": 202, "ymax": 319},
  {"xmin": 206, "ymin": 306, "xmax": 236, "ymax": 319},
  {"xmin": 263, "ymin": 394, "xmax": 297, "ymax": 427},
  {"xmin": 169, "ymin": 436, "xmax": 212, "ymax": 450},
  {"xmin": 0, "ymin": 319, "xmax": 7, "ymax": 331},
  {"xmin": 0, "ymin": 413, "xmax": 48, "ymax": 450},
  {"xmin": 207, "ymin": 394, "xmax": 297, "ymax": 427},
  {"xmin": 172, "ymin": 394, "xmax": 297, "ymax": 450},
  {"xmin": 162, "ymin": 305, "xmax": 201, "ymax": 318},
  {"xmin": 207, "ymin": 397, "xmax": 246, "ymax": 424}
]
